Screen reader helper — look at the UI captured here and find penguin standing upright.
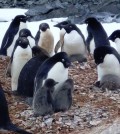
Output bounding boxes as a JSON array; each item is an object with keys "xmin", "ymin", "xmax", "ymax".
[
  {"xmin": 34, "ymin": 52, "xmax": 71, "ymax": 93},
  {"xmin": 19, "ymin": 28, "xmax": 35, "ymax": 48},
  {"xmin": 35, "ymin": 23, "xmax": 54, "ymax": 56},
  {"xmin": 0, "ymin": 84, "xmax": 31, "ymax": 134},
  {"xmin": 54, "ymin": 23, "xmax": 88, "ymax": 65},
  {"xmin": 52, "ymin": 78, "xmax": 73, "ymax": 112},
  {"xmin": 0, "ymin": 15, "xmax": 28, "ymax": 57},
  {"xmin": 108, "ymin": 30, "xmax": 120, "ymax": 54},
  {"xmin": 85, "ymin": 17, "xmax": 110, "ymax": 54},
  {"xmin": 54, "ymin": 20, "xmax": 71, "ymax": 53},
  {"xmin": 17, "ymin": 46, "xmax": 50, "ymax": 97},
  {"xmin": 33, "ymin": 79, "xmax": 58, "ymax": 116},
  {"xmin": 11, "ymin": 37, "xmax": 32, "ymax": 92},
  {"xmin": 93, "ymin": 45, "xmax": 120, "ymax": 86}
]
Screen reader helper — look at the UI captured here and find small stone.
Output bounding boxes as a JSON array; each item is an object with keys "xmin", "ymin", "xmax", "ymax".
[
  {"xmin": 44, "ymin": 118, "xmax": 53, "ymax": 126},
  {"xmin": 90, "ymin": 119, "xmax": 102, "ymax": 126}
]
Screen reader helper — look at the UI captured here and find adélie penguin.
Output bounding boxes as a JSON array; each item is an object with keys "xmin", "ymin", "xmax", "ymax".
[
  {"xmin": 85, "ymin": 17, "xmax": 110, "ymax": 54},
  {"xmin": 54, "ymin": 23, "xmax": 88, "ymax": 67},
  {"xmin": 33, "ymin": 79, "xmax": 58, "ymax": 116},
  {"xmin": 93, "ymin": 45, "xmax": 120, "ymax": 87},
  {"xmin": 35, "ymin": 23, "xmax": 54, "ymax": 56},
  {"xmin": 17, "ymin": 46, "xmax": 50, "ymax": 97},
  {"xmin": 108, "ymin": 30, "xmax": 120, "ymax": 55},
  {"xmin": 34, "ymin": 52, "xmax": 71, "ymax": 93},
  {"xmin": 19, "ymin": 28, "xmax": 35, "ymax": 48},
  {"xmin": 54, "ymin": 20, "xmax": 71, "ymax": 53},
  {"xmin": 0, "ymin": 15, "xmax": 28, "ymax": 57},
  {"xmin": 0, "ymin": 84, "xmax": 32, "ymax": 134},
  {"xmin": 52, "ymin": 78, "xmax": 73, "ymax": 112},
  {"xmin": 11, "ymin": 37, "xmax": 32, "ymax": 92}
]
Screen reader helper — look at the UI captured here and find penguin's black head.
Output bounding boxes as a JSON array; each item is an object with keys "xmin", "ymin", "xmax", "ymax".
[
  {"xmin": 32, "ymin": 46, "xmax": 50, "ymax": 57},
  {"xmin": 39, "ymin": 23, "xmax": 50, "ymax": 32},
  {"xmin": 94, "ymin": 46, "xmax": 115, "ymax": 65},
  {"xmin": 54, "ymin": 20, "xmax": 71, "ymax": 30},
  {"xmin": 16, "ymin": 37, "xmax": 29, "ymax": 49},
  {"xmin": 14, "ymin": 15, "xmax": 28, "ymax": 23},
  {"xmin": 62, "ymin": 23, "xmax": 78, "ymax": 34},
  {"xmin": 85, "ymin": 17, "xmax": 99, "ymax": 25},
  {"xmin": 19, "ymin": 28, "xmax": 33, "ymax": 38},
  {"xmin": 53, "ymin": 52, "xmax": 71, "ymax": 68},
  {"xmin": 108, "ymin": 30, "xmax": 120, "ymax": 42},
  {"xmin": 44, "ymin": 78, "xmax": 58, "ymax": 88}
]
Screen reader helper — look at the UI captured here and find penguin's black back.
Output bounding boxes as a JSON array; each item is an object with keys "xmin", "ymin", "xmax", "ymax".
[
  {"xmin": 85, "ymin": 17, "xmax": 110, "ymax": 48},
  {"xmin": 0, "ymin": 85, "xmax": 32, "ymax": 134},
  {"xmin": 17, "ymin": 51, "xmax": 49, "ymax": 97},
  {"xmin": 94, "ymin": 45, "xmax": 120, "ymax": 65},
  {"xmin": 0, "ymin": 15, "xmax": 27, "ymax": 56},
  {"xmin": 0, "ymin": 85, "xmax": 10, "ymax": 127}
]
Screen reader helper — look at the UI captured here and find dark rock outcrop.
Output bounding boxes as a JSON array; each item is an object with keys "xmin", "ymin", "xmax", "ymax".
[{"xmin": 1, "ymin": 0, "xmax": 120, "ymax": 23}]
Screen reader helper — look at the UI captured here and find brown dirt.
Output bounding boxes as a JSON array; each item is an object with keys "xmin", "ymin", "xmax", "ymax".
[{"xmin": 0, "ymin": 56, "xmax": 119, "ymax": 134}]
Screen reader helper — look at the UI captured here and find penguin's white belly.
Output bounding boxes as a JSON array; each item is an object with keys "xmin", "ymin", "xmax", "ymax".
[
  {"xmin": 27, "ymin": 36, "xmax": 35, "ymax": 48},
  {"xmin": 114, "ymin": 38, "xmax": 120, "ymax": 55},
  {"xmin": 38, "ymin": 29, "xmax": 54, "ymax": 56},
  {"xmin": 110, "ymin": 40, "xmax": 117, "ymax": 52},
  {"xmin": 63, "ymin": 31, "xmax": 85, "ymax": 55},
  {"xmin": 7, "ymin": 34, "xmax": 19, "ymax": 57},
  {"xmin": 11, "ymin": 46, "xmax": 32, "ymax": 91},
  {"xmin": 97, "ymin": 54, "xmax": 120, "ymax": 81},
  {"xmin": 44, "ymin": 62, "xmax": 68, "ymax": 90},
  {"xmin": 7, "ymin": 22, "xmax": 27, "ymax": 57},
  {"xmin": 89, "ymin": 39, "xmax": 95, "ymax": 54}
]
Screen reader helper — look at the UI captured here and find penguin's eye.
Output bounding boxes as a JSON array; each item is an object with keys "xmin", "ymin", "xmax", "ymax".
[
  {"xmin": 69, "ymin": 26, "xmax": 72, "ymax": 28},
  {"xmin": 62, "ymin": 59, "xmax": 65, "ymax": 62}
]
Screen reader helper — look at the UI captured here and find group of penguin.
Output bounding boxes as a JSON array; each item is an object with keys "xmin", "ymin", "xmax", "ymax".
[{"xmin": 0, "ymin": 14, "xmax": 120, "ymax": 133}]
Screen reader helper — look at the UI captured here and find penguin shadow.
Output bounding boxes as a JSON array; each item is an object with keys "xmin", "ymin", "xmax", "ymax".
[{"xmin": 32, "ymin": 78, "xmax": 74, "ymax": 117}]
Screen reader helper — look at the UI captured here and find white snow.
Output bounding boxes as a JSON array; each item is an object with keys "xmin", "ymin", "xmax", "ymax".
[{"xmin": 0, "ymin": 8, "xmax": 120, "ymax": 50}]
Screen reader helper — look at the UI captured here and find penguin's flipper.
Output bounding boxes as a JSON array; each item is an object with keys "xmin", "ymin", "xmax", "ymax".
[
  {"xmin": 54, "ymin": 40, "xmax": 62, "ymax": 53},
  {"xmin": 6, "ymin": 122, "xmax": 32, "ymax": 134},
  {"xmin": 0, "ymin": 28, "xmax": 17, "ymax": 56},
  {"xmin": 35, "ymin": 31, "xmax": 41, "ymax": 45}
]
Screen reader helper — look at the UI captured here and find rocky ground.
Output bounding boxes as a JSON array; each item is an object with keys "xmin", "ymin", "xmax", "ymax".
[{"xmin": 0, "ymin": 55, "xmax": 119, "ymax": 134}]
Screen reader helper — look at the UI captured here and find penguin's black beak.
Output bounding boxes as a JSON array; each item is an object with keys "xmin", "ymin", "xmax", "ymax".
[
  {"xmin": 65, "ymin": 60, "xmax": 71, "ymax": 68},
  {"xmin": 54, "ymin": 24, "xmax": 61, "ymax": 29},
  {"xmin": 55, "ymin": 81, "xmax": 59, "ymax": 85},
  {"xmin": 25, "ymin": 15, "xmax": 32, "ymax": 21}
]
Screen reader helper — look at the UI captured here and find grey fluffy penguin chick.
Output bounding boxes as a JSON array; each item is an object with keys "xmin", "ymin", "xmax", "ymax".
[
  {"xmin": 33, "ymin": 79, "xmax": 58, "ymax": 116},
  {"xmin": 100, "ymin": 74, "xmax": 120, "ymax": 90},
  {"xmin": 52, "ymin": 78, "xmax": 73, "ymax": 113}
]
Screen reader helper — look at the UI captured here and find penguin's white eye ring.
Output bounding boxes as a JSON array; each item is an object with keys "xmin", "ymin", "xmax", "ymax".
[
  {"xmin": 62, "ymin": 59, "xmax": 65, "ymax": 62},
  {"xmin": 69, "ymin": 26, "xmax": 72, "ymax": 28}
]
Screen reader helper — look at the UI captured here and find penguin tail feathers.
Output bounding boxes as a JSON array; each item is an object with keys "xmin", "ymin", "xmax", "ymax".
[{"xmin": 6, "ymin": 122, "xmax": 32, "ymax": 134}]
